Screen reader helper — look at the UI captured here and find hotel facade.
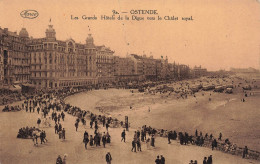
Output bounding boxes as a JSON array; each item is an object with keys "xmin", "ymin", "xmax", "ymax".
[{"xmin": 0, "ymin": 24, "xmax": 193, "ymax": 90}]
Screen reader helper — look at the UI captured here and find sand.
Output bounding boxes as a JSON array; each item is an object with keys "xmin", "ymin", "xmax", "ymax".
[{"xmin": 0, "ymin": 74, "xmax": 259, "ymax": 164}]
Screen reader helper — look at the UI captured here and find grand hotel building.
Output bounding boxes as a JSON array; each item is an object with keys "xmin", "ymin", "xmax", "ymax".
[
  {"xmin": 1, "ymin": 23, "xmax": 192, "ymax": 89},
  {"xmin": 0, "ymin": 24, "xmax": 97, "ymax": 89},
  {"xmin": 28, "ymin": 24, "xmax": 97, "ymax": 89}
]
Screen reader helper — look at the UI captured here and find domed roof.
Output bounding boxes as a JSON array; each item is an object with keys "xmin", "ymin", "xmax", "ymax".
[
  {"xmin": 19, "ymin": 28, "xmax": 29, "ymax": 38},
  {"xmin": 86, "ymin": 34, "xmax": 94, "ymax": 43},
  {"xmin": 46, "ymin": 25, "xmax": 55, "ymax": 32}
]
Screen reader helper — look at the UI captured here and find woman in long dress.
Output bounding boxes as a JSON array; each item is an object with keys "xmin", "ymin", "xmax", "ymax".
[
  {"xmin": 62, "ymin": 154, "xmax": 67, "ymax": 164},
  {"xmin": 146, "ymin": 138, "xmax": 150, "ymax": 149}
]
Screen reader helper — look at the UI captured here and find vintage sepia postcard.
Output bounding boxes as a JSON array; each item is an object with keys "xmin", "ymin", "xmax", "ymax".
[{"xmin": 0, "ymin": 0, "xmax": 260, "ymax": 164}]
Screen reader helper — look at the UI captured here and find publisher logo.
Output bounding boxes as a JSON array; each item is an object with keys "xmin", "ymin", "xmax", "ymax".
[{"xmin": 20, "ymin": 10, "xmax": 39, "ymax": 19}]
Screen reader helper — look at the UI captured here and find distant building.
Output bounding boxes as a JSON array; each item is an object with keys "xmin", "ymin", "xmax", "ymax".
[
  {"xmin": 114, "ymin": 56, "xmax": 136, "ymax": 82},
  {"xmin": 0, "ymin": 27, "xmax": 30, "ymax": 85},
  {"xmin": 96, "ymin": 45, "xmax": 115, "ymax": 85},
  {"xmin": 192, "ymin": 65, "xmax": 207, "ymax": 77},
  {"xmin": 155, "ymin": 56, "xmax": 169, "ymax": 80},
  {"xmin": 178, "ymin": 64, "xmax": 190, "ymax": 79},
  {"xmin": 128, "ymin": 54, "xmax": 146, "ymax": 80},
  {"xmin": 128, "ymin": 54, "xmax": 159, "ymax": 80},
  {"xmin": 230, "ymin": 67, "xmax": 259, "ymax": 73}
]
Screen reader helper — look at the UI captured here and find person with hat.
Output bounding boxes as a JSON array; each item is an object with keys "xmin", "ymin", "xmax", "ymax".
[
  {"xmin": 155, "ymin": 156, "xmax": 161, "ymax": 164},
  {"xmin": 56, "ymin": 155, "xmax": 63, "ymax": 164},
  {"xmin": 161, "ymin": 155, "xmax": 165, "ymax": 164},
  {"xmin": 105, "ymin": 152, "xmax": 112, "ymax": 164},
  {"xmin": 121, "ymin": 129, "xmax": 126, "ymax": 142}
]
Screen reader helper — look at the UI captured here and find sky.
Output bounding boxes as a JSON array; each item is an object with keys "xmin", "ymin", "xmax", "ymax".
[{"xmin": 0, "ymin": 0, "xmax": 260, "ymax": 71}]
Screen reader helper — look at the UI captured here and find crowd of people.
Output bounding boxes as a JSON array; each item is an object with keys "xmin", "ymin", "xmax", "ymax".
[
  {"xmin": 17, "ymin": 126, "xmax": 40, "ymax": 139},
  {"xmin": 0, "ymin": 90, "xmax": 23, "ymax": 105},
  {"xmin": 2, "ymin": 76, "xmax": 258, "ymax": 163},
  {"xmin": 2, "ymin": 105, "xmax": 22, "ymax": 112}
]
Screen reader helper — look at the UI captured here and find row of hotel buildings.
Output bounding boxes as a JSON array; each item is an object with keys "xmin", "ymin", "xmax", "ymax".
[{"xmin": 0, "ymin": 24, "xmax": 205, "ymax": 89}]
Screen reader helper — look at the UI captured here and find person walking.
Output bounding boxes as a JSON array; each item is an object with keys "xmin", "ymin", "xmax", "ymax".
[
  {"xmin": 105, "ymin": 152, "xmax": 112, "ymax": 164},
  {"xmin": 242, "ymin": 146, "xmax": 248, "ymax": 158},
  {"xmin": 207, "ymin": 155, "xmax": 212, "ymax": 164},
  {"xmin": 90, "ymin": 121, "xmax": 93, "ymax": 129},
  {"xmin": 211, "ymin": 139, "xmax": 217, "ymax": 150},
  {"xmin": 37, "ymin": 107, "xmax": 40, "ymax": 114},
  {"xmin": 106, "ymin": 132, "xmax": 111, "ymax": 144},
  {"xmin": 218, "ymin": 132, "xmax": 222, "ymax": 141},
  {"xmin": 146, "ymin": 138, "xmax": 150, "ymax": 149},
  {"xmin": 55, "ymin": 123, "xmax": 58, "ymax": 134},
  {"xmin": 62, "ymin": 128, "xmax": 66, "ymax": 140},
  {"xmin": 58, "ymin": 123, "xmax": 62, "ymax": 132},
  {"xmin": 89, "ymin": 135, "xmax": 94, "ymax": 146},
  {"xmin": 161, "ymin": 155, "xmax": 165, "ymax": 164},
  {"xmin": 168, "ymin": 131, "xmax": 172, "ymax": 144},
  {"xmin": 40, "ymin": 131, "xmax": 45, "ymax": 144},
  {"xmin": 155, "ymin": 156, "xmax": 161, "ymax": 164},
  {"xmin": 75, "ymin": 121, "xmax": 79, "ymax": 132},
  {"xmin": 203, "ymin": 157, "xmax": 207, "ymax": 164},
  {"xmin": 62, "ymin": 154, "xmax": 67, "ymax": 164},
  {"xmin": 83, "ymin": 135, "xmax": 89, "ymax": 149},
  {"xmin": 56, "ymin": 155, "xmax": 63, "ymax": 164},
  {"xmin": 131, "ymin": 139, "xmax": 136, "ymax": 152},
  {"xmin": 151, "ymin": 135, "xmax": 155, "ymax": 147},
  {"xmin": 106, "ymin": 122, "xmax": 109, "ymax": 131},
  {"xmin": 102, "ymin": 133, "xmax": 107, "ymax": 148},
  {"xmin": 121, "ymin": 130, "xmax": 126, "ymax": 142},
  {"xmin": 137, "ymin": 139, "xmax": 142, "ymax": 152},
  {"xmin": 94, "ymin": 133, "xmax": 99, "ymax": 147},
  {"xmin": 61, "ymin": 111, "xmax": 65, "ymax": 121},
  {"xmin": 43, "ymin": 131, "xmax": 47, "ymax": 142},
  {"xmin": 37, "ymin": 118, "xmax": 41, "ymax": 127}
]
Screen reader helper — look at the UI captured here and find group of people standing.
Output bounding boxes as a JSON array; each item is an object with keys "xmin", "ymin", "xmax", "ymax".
[
  {"xmin": 82, "ymin": 130, "xmax": 111, "ymax": 149},
  {"xmin": 155, "ymin": 155, "xmax": 165, "ymax": 164}
]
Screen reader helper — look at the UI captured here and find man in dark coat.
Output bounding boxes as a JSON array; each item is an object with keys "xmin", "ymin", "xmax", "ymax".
[
  {"xmin": 55, "ymin": 123, "xmax": 58, "ymax": 134},
  {"xmin": 151, "ymin": 135, "xmax": 155, "ymax": 147},
  {"xmin": 62, "ymin": 128, "xmax": 65, "ymax": 139},
  {"xmin": 61, "ymin": 111, "xmax": 65, "ymax": 121},
  {"xmin": 137, "ymin": 139, "xmax": 142, "ymax": 152},
  {"xmin": 105, "ymin": 152, "xmax": 112, "ymax": 164},
  {"xmin": 207, "ymin": 155, "xmax": 212, "ymax": 164},
  {"xmin": 83, "ymin": 135, "xmax": 89, "ymax": 149},
  {"xmin": 211, "ymin": 139, "xmax": 217, "ymax": 150},
  {"xmin": 102, "ymin": 133, "xmax": 107, "ymax": 148},
  {"xmin": 37, "ymin": 118, "xmax": 41, "ymax": 127},
  {"xmin": 102, "ymin": 118, "xmax": 106, "ymax": 127},
  {"xmin": 75, "ymin": 121, "xmax": 79, "ymax": 131},
  {"xmin": 155, "ymin": 156, "xmax": 161, "ymax": 164},
  {"xmin": 242, "ymin": 146, "xmax": 248, "ymax": 158},
  {"xmin": 203, "ymin": 157, "xmax": 207, "ymax": 164},
  {"xmin": 106, "ymin": 123, "xmax": 109, "ymax": 131},
  {"xmin": 90, "ymin": 121, "xmax": 93, "ymax": 128},
  {"xmin": 131, "ymin": 139, "xmax": 136, "ymax": 152},
  {"xmin": 161, "ymin": 155, "xmax": 165, "ymax": 164},
  {"xmin": 40, "ymin": 131, "xmax": 45, "ymax": 144},
  {"xmin": 94, "ymin": 134, "xmax": 99, "ymax": 147},
  {"xmin": 121, "ymin": 130, "xmax": 126, "ymax": 142},
  {"xmin": 168, "ymin": 131, "xmax": 172, "ymax": 144}
]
